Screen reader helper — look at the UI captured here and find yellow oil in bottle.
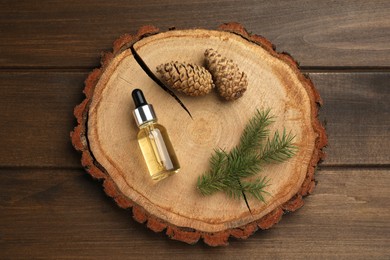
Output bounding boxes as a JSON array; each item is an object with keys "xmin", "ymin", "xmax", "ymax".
[
  {"xmin": 132, "ymin": 88, "xmax": 180, "ymax": 181},
  {"xmin": 137, "ymin": 122, "xmax": 180, "ymax": 180}
]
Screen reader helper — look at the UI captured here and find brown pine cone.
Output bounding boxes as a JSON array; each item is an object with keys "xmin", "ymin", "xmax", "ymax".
[
  {"xmin": 156, "ymin": 62, "xmax": 215, "ymax": 96},
  {"xmin": 204, "ymin": 48, "xmax": 248, "ymax": 101}
]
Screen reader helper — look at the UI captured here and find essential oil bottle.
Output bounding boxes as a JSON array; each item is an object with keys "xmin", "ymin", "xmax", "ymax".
[{"xmin": 131, "ymin": 89, "xmax": 180, "ymax": 181}]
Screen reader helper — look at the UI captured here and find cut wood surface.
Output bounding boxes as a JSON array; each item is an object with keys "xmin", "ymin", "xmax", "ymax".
[
  {"xmin": 0, "ymin": 71, "xmax": 388, "ymax": 168},
  {"xmin": 72, "ymin": 24, "xmax": 326, "ymax": 245}
]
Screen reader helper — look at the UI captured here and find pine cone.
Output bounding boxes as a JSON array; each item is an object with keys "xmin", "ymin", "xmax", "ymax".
[
  {"xmin": 156, "ymin": 62, "xmax": 214, "ymax": 96},
  {"xmin": 204, "ymin": 48, "xmax": 248, "ymax": 101}
]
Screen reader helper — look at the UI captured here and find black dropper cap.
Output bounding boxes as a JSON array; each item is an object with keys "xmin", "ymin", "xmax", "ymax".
[
  {"xmin": 132, "ymin": 89, "xmax": 148, "ymax": 108},
  {"xmin": 131, "ymin": 89, "xmax": 157, "ymax": 126}
]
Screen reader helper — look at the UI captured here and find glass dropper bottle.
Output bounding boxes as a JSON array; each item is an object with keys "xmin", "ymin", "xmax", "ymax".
[{"xmin": 132, "ymin": 89, "xmax": 180, "ymax": 181}]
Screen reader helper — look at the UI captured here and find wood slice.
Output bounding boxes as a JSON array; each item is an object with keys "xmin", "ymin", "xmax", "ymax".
[{"xmin": 71, "ymin": 23, "xmax": 327, "ymax": 246}]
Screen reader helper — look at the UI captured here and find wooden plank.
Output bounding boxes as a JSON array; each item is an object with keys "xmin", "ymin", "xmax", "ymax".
[
  {"xmin": 0, "ymin": 168, "xmax": 389, "ymax": 258},
  {"xmin": 0, "ymin": 71, "xmax": 87, "ymax": 167},
  {"xmin": 0, "ymin": 0, "xmax": 389, "ymax": 68},
  {"xmin": 0, "ymin": 71, "xmax": 388, "ymax": 167},
  {"xmin": 312, "ymin": 72, "xmax": 390, "ymax": 166}
]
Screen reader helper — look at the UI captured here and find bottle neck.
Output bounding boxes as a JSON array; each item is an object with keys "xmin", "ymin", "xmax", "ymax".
[
  {"xmin": 139, "ymin": 120, "xmax": 157, "ymax": 129},
  {"xmin": 133, "ymin": 104, "xmax": 157, "ymax": 127}
]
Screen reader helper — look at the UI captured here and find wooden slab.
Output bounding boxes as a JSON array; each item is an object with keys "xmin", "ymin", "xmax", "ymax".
[{"xmin": 72, "ymin": 24, "xmax": 327, "ymax": 245}]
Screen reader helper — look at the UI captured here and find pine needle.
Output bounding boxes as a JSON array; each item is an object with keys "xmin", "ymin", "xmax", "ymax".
[{"xmin": 197, "ymin": 108, "xmax": 297, "ymax": 204}]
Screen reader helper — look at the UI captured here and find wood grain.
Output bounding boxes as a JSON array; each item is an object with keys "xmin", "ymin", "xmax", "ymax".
[
  {"xmin": 0, "ymin": 72, "xmax": 388, "ymax": 168},
  {"xmin": 1, "ymin": 168, "xmax": 388, "ymax": 258},
  {"xmin": 0, "ymin": 0, "xmax": 389, "ymax": 68},
  {"xmin": 0, "ymin": 0, "xmax": 389, "ymax": 254}
]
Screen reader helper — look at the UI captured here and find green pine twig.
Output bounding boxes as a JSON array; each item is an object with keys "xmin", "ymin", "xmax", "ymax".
[{"xmin": 197, "ymin": 108, "xmax": 297, "ymax": 203}]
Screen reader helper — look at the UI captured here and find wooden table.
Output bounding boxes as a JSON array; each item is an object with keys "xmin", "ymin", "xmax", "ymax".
[{"xmin": 1, "ymin": 1, "xmax": 389, "ymax": 258}]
